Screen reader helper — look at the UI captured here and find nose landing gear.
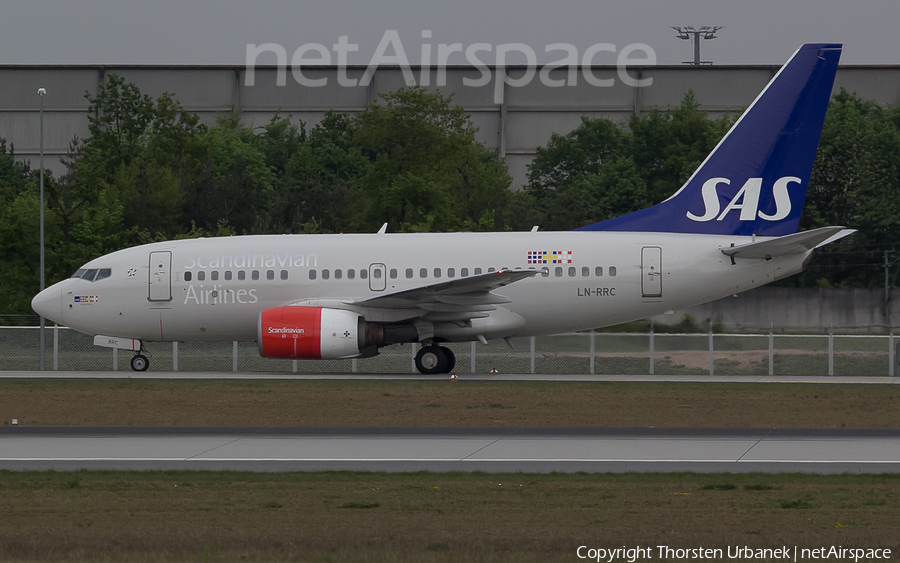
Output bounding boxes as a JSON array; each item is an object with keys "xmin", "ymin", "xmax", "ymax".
[{"xmin": 130, "ymin": 353, "xmax": 149, "ymax": 372}]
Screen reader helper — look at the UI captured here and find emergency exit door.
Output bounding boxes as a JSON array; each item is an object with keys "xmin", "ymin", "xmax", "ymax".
[
  {"xmin": 368, "ymin": 263, "xmax": 386, "ymax": 291},
  {"xmin": 148, "ymin": 251, "xmax": 172, "ymax": 302},
  {"xmin": 641, "ymin": 247, "xmax": 662, "ymax": 298}
]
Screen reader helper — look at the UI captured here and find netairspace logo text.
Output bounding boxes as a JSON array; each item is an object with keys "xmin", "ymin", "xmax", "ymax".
[
  {"xmin": 245, "ymin": 30, "xmax": 655, "ymax": 104},
  {"xmin": 575, "ymin": 545, "xmax": 892, "ymax": 562}
]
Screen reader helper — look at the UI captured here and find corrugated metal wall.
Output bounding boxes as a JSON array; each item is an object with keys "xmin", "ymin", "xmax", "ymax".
[{"xmin": 3, "ymin": 64, "xmax": 898, "ymax": 189}]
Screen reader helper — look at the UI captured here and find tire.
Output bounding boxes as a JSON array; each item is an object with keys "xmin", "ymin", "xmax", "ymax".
[
  {"xmin": 131, "ymin": 354, "xmax": 149, "ymax": 372},
  {"xmin": 441, "ymin": 347, "xmax": 456, "ymax": 373},
  {"xmin": 415, "ymin": 347, "xmax": 448, "ymax": 375}
]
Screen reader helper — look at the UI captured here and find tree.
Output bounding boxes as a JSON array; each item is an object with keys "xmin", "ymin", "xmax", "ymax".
[
  {"xmin": 350, "ymin": 87, "xmax": 511, "ymax": 233},
  {"xmin": 74, "ymin": 74, "xmax": 206, "ymax": 240},
  {"xmin": 790, "ymin": 89, "xmax": 900, "ymax": 287},
  {"xmin": 184, "ymin": 113, "xmax": 275, "ymax": 234},
  {"xmin": 629, "ymin": 91, "xmax": 733, "ymax": 203},
  {"xmin": 523, "ymin": 91, "xmax": 731, "ymax": 231}
]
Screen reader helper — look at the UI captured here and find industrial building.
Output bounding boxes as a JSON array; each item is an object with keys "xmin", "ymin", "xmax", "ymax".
[{"xmin": 2, "ymin": 64, "xmax": 898, "ymax": 189}]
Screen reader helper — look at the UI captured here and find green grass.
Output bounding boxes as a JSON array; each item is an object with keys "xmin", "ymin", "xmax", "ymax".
[{"xmin": 1, "ymin": 470, "xmax": 898, "ymax": 562}]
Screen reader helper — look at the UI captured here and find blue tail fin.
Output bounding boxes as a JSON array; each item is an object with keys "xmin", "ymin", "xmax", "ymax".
[{"xmin": 577, "ymin": 43, "xmax": 841, "ymax": 236}]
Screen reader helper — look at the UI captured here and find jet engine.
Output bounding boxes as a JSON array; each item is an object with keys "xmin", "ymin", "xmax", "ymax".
[{"xmin": 258, "ymin": 306, "xmax": 383, "ymax": 359}]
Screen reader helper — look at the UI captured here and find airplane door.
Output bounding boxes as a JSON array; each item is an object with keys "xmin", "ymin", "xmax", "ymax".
[
  {"xmin": 148, "ymin": 251, "xmax": 172, "ymax": 302},
  {"xmin": 641, "ymin": 246, "xmax": 662, "ymax": 298},
  {"xmin": 368, "ymin": 263, "xmax": 386, "ymax": 291}
]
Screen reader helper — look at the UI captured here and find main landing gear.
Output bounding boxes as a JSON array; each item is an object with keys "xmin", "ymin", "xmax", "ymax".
[
  {"xmin": 415, "ymin": 346, "xmax": 456, "ymax": 375},
  {"xmin": 130, "ymin": 353, "xmax": 149, "ymax": 372}
]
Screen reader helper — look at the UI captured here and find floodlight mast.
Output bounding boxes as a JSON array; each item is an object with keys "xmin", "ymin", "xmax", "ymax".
[
  {"xmin": 671, "ymin": 26, "xmax": 722, "ymax": 65},
  {"xmin": 38, "ymin": 87, "xmax": 47, "ymax": 370}
]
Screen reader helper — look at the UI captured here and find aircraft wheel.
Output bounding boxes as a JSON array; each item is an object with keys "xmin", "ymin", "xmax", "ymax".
[
  {"xmin": 415, "ymin": 346, "xmax": 448, "ymax": 375},
  {"xmin": 441, "ymin": 347, "xmax": 456, "ymax": 373},
  {"xmin": 131, "ymin": 354, "xmax": 150, "ymax": 372}
]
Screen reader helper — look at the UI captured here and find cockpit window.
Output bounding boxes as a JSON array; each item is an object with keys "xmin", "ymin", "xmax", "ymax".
[{"xmin": 71, "ymin": 267, "xmax": 111, "ymax": 282}]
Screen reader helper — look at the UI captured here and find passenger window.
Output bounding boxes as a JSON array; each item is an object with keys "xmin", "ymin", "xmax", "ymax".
[
  {"xmin": 252, "ymin": 270, "xmax": 259, "ymax": 281},
  {"xmin": 373, "ymin": 269, "xmax": 382, "ymax": 279},
  {"xmin": 541, "ymin": 267, "xmax": 549, "ymax": 278},
  {"xmin": 461, "ymin": 268, "xmax": 469, "ymax": 277},
  {"xmin": 595, "ymin": 266, "xmax": 603, "ymax": 277},
  {"xmin": 348, "ymin": 269, "xmax": 356, "ymax": 279},
  {"xmin": 211, "ymin": 271, "xmax": 219, "ymax": 281},
  {"xmin": 434, "ymin": 268, "xmax": 441, "ymax": 278},
  {"xmin": 309, "ymin": 270, "xmax": 317, "ymax": 280},
  {"xmin": 238, "ymin": 271, "xmax": 246, "ymax": 281},
  {"xmin": 184, "ymin": 271, "xmax": 192, "ymax": 282},
  {"xmin": 267, "ymin": 270, "xmax": 274, "ymax": 280},
  {"xmin": 474, "ymin": 268, "xmax": 482, "ymax": 275},
  {"xmin": 406, "ymin": 268, "xmax": 413, "ymax": 279},
  {"xmin": 610, "ymin": 266, "xmax": 617, "ymax": 277},
  {"xmin": 96, "ymin": 269, "xmax": 111, "ymax": 281},
  {"xmin": 390, "ymin": 269, "xmax": 397, "ymax": 279},
  {"xmin": 420, "ymin": 268, "xmax": 427, "ymax": 278},
  {"xmin": 582, "ymin": 266, "xmax": 589, "ymax": 277},
  {"xmin": 198, "ymin": 271, "xmax": 205, "ymax": 281},
  {"xmin": 488, "ymin": 267, "xmax": 496, "ymax": 273},
  {"xmin": 322, "ymin": 269, "xmax": 330, "ymax": 280},
  {"xmin": 225, "ymin": 271, "xmax": 232, "ymax": 281},
  {"xmin": 555, "ymin": 267, "xmax": 563, "ymax": 277},
  {"xmin": 281, "ymin": 270, "xmax": 288, "ymax": 280},
  {"xmin": 83, "ymin": 269, "xmax": 98, "ymax": 282},
  {"xmin": 448, "ymin": 268, "xmax": 455, "ymax": 278},
  {"xmin": 568, "ymin": 267, "xmax": 576, "ymax": 277},
  {"xmin": 360, "ymin": 269, "xmax": 368, "ymax": 279},
  {"xmin": 335, "ymin": 269, "xmax": 343, "ymax": 279}
]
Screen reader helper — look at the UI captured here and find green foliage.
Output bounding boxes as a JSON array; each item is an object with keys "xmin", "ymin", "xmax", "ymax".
[
  {"xmin": 351, "ymin": 87, "xmax": 511, "ymax": 233},
  {"xmin": 524, "ymin": 91, "xmax": 732, "ymax": 230},
  {"xmin": 783, "ymin": 89, "xmax": 900, "ymax": 288}
]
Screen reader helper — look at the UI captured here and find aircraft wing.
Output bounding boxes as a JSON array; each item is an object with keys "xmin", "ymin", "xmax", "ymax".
[
  {"xmin": 722, "ymin": 226, "xmax": 855, "ymax": 260},
  {"xmin": 348, "ymin": 269, "xmax": 539, "ymax": 321}
]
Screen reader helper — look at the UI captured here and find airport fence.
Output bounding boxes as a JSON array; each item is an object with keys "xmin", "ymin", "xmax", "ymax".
[{"xmin": 1, "ymin": 325, "xmax": 899, "ymax": 376}]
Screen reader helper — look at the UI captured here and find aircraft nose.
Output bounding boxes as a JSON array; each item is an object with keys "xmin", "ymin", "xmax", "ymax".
[{"xmin": 31, "ymin": 283, "xmax": 62, "ymax": 323}]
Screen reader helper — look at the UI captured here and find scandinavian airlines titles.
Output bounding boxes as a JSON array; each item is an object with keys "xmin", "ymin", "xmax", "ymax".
[{"xmin": 687, "ymin": 176, "xmax": 800, "ymax": 223}]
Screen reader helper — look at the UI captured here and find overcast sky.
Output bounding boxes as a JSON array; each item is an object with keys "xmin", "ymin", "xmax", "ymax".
[{"xmin": 2, "ymin": 0, "xmax": 897, "ymax": 66}]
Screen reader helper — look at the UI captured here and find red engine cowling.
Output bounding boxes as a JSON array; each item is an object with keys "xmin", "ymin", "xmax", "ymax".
[{"xmin": 258, "ymin": 307, "xmax": 368, "ymax": 360}]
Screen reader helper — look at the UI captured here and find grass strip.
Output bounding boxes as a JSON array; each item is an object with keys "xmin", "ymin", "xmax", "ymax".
[
  {"xmin": 1, "ymin": 470, "xmax": 898, "ymax": 562},
  {"xmin": 1, "ymin": 380, "xmax": 898, "ymax": 428}
]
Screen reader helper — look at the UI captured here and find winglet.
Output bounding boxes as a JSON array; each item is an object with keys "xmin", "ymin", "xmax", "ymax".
[{"xmin": 377, "ymin": 223, "xmax": 388, "ymax": 235}]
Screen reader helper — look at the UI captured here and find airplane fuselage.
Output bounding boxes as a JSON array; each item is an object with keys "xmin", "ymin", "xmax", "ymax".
[{"xmin": 37, "ymin": 231, "xmax": 806, "ymax": 344}]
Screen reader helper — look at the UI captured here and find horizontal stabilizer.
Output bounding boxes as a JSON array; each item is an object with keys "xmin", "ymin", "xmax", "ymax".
[{"xmin": 722, "ymin": 226, "xmax": 854, "ymax": 259}]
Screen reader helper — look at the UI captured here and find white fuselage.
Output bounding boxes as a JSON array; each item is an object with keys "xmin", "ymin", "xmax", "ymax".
[{"xmin": 35, "ymin": 231, "xmax": 808, "ymax": 344}]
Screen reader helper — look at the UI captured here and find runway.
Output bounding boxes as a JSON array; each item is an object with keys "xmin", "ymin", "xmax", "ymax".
[
  {"xmin": 2, "ymin": 370, "xmax": 899, "ymax": 384},
  {"xmin": 1, "ymin": 426, "xmax": 899, "ymax": 474}
]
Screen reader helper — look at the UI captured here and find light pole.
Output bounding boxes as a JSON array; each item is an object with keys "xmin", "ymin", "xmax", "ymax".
[
  {"xmin": 38, "ymin": 87, "xmax": 46, "ymax": 371},
  {"xmin": 671, "ymin": 26, "xmax": 722, "ymax": 65}
]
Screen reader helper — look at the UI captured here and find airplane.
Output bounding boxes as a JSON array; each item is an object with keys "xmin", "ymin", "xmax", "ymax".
[{"xmin": 32, "ymin": 43, "xmax": 853, "ymax": 374}]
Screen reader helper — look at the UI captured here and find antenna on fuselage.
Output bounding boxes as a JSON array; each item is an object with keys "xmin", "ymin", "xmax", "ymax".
[{"xmin": 377, "ymin": 223, "xmax": 388, "ymax": 235}]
